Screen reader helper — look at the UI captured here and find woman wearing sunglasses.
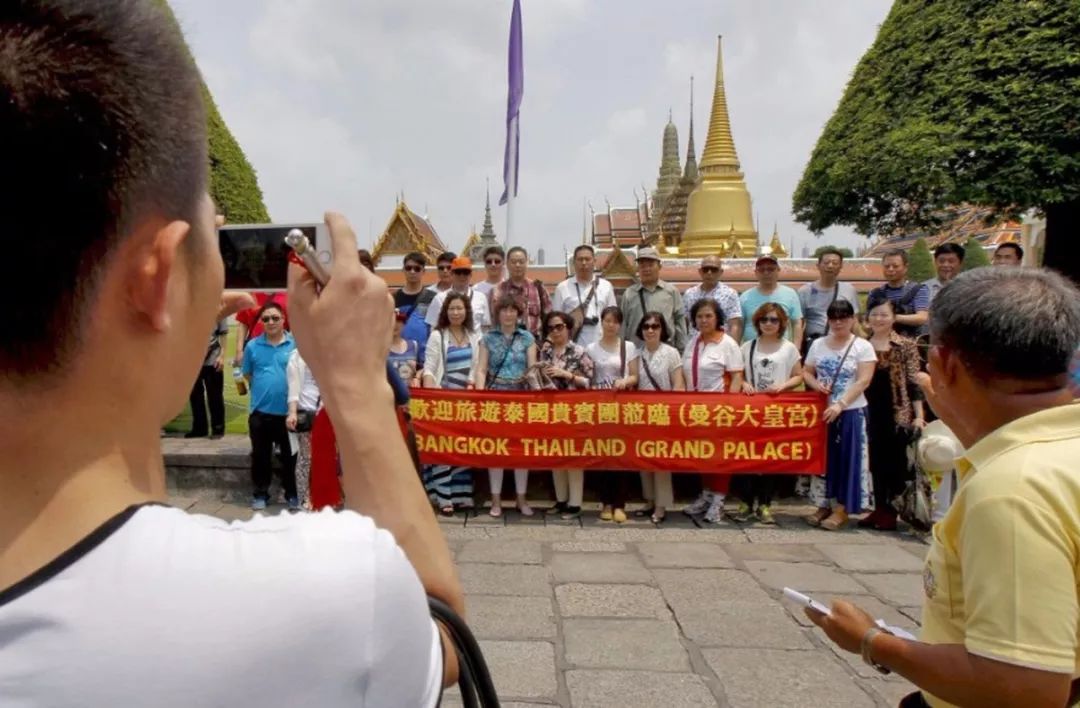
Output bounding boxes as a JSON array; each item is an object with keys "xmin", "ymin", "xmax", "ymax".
[
  {"xmin": 734, "ymin": 303, "xmax": 803, "ymax": 525},
  {"xmin": 634, "ymin": 311, "xmax": 685, "ymax": 524},
  {"xmin": 539, "ymin": 311, "xmax": 595, "ymax": 520}
]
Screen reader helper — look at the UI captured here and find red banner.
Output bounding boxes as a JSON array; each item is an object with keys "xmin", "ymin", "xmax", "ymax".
[{"xmin": 408, "ymin": 389, "xmax": 827, "ymax": 474}]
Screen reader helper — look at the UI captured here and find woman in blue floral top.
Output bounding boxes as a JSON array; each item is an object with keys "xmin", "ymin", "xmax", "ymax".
[
  {"xmin": 539, "ymin": 311, "xmax": 594, "ymax": 519},
  {"xmin": 477, "ymin": 295, "xmax": 538, "ymax": 517}
]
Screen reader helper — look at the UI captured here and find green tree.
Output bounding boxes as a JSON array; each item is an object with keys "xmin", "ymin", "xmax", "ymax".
[
  {"xmin": 792, "ymin": 0, "xmax": 1080, "ymax": 281},
  {"xmin": 159, "ymin": 1, "xmax": 270, "ymax": 222},
  {"xmin": 962, "ymin": 237, "xmax": 992, "ymax": 271},
  {"xmin": 812, "ymin": 245, "xmax": 854, "ymax": 259},
  {"xmin": 907, "ymin": 238, "xmax": 935, "ymax": 282}
]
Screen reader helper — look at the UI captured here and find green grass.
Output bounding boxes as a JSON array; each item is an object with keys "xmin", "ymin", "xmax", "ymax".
[{"xmin": 164, "ymin": 325, "xmax": 251, "ymax": 435}]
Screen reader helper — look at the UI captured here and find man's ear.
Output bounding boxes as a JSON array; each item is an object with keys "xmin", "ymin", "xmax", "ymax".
[{"xmin": 125, "ymin": 219, "xmax": 192, "ymax": 332}]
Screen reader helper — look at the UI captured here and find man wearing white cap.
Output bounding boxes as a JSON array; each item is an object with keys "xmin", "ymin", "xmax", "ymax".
[{"xmin": 621, "ymin": 246, "xmax": 688, "ymax": 353}]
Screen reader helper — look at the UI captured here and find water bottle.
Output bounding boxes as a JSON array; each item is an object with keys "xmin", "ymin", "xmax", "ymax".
[{"xmin": 233, "ymin": 366, "xmax": 247, "ymax": 396}]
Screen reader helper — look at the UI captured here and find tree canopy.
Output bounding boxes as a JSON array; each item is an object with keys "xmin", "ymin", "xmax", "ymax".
[
  {"xmin": 962, "ymin": 237, "xmax": 991, "ymax": 270},
  {"xmin": 159, "ymin": 0, "xmax": 270, "ymax": 223},
  {"xmin": 792, "ymin": 0, "xmax": 1079, "ymax": 277},
  {"xmin": 907, "ymin": 238, "xmax": 935, "ymax": 282}
]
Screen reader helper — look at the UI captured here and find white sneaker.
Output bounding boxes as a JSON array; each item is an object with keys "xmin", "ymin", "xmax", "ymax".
[
  {"xmin": 702, "ymin": 495, "xmax": 726, "ymax": 524},
  {"xmin": 684, "ymin": 490, "xmax": 714, "ymax": 516}
]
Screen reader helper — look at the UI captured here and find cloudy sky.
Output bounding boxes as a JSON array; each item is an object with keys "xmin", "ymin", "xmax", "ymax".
[{"xmin": 172, "ymin": 0, "xmax": 892, "ymax": 260}]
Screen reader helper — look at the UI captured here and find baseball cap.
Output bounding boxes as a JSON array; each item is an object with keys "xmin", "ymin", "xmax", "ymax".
[
  {"xmin": 636, "ymin": 246, "xmax": 661, "ymax": 262},
  {"xmin": 450, "ymin": 256, "xmax": 473, "ymax": 271},
  {"xmin": 755, "ymin": 254, "xmax": 779, "ymax": 266}
]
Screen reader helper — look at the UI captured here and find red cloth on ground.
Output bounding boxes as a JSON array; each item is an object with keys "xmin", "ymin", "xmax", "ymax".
[{"xmin": 308, "ymin": 408, "xmax": 341, "ymax": 510}]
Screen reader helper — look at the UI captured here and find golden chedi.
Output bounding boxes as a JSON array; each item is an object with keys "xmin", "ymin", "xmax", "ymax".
[{"xmin": 682, "ymin": 36, "xmax": 758, "ymax": 258}]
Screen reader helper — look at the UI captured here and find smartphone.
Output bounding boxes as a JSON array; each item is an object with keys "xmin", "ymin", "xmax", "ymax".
[
  {"xmin": 782, "ymin": 587, "xmax": 831, "ymax": 616},
  {"xmin": 219, "ymin": 223, "xmax": 330, "ymax": 291}
]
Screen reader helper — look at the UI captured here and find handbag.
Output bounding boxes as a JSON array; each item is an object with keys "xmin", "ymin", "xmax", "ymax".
[
  {"xmin": 569, "ymin": 280, "xmax": 598, "ymax": 342},
  {"xmin": 295, "ymin": 409, "xmax": 316, "ymax": 433},
  {"xmin": 893, "ymin": 428, "xmax": 934, "ymax": 531}
]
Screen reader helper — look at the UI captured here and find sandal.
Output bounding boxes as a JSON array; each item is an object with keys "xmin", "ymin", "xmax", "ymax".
[
  {"xmin": 650, "ymin": 511, "xmax": 666, "ymax": 524},
  {"xmin": 805, "ymin": 508, "xmax": 831, "ymax": 527},
  {"xmin": 489, "ymin": 505, "xmax": 502, "ymax": 518},
  {"xmin": 634, "ymin": 506, "xmax": 656, "ymax": 518},
  {"xmin": 440, "ymin": 506, "xmax": 455, "ymax": 517},
  {"xmin": 821, "ymin": 510, "xmax": 849, "ymax": 531}
]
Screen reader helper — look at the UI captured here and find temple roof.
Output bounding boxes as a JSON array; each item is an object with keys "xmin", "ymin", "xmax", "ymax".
[
  {"xmin": 865, "ymin": 205, "xmax": 1023, "ymax": 256},
  {"xmin": 371, "ymin": 200, "xmax": 448, "ymax": 265}
]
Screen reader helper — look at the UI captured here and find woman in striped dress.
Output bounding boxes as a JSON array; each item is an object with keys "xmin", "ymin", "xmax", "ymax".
[{"xmin": 421, "ymin": 293, "xmax": 481, "ymax": 514}]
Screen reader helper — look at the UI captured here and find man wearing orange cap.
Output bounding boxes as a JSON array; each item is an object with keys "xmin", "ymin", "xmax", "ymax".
[{"xmin": 425, "ymin": 255, "xmax": 491, "ymax": 334}]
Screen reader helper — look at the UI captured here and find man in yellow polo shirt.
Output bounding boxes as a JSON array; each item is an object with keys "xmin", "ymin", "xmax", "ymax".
[{"xmin": 808, "ymin": 267, "xmax": 1080, "ymax": 707}]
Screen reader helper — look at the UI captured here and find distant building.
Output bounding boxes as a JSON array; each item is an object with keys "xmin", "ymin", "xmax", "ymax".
[
  {"xmin": 864, "ymin": 205, "xmax": 1023, "ymax": 257},
  {"xmin": 371, "ymin": 198, "xmax": 447, "ymax": 267},
  {"xmin": 461, "ymin": 186, "xmax": 500, "ymax": 262}
]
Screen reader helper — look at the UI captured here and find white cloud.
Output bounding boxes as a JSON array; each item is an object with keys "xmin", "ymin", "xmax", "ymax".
[{"xmin": 173, "ymin": 0, "xmax": 892, "ymax": 258}]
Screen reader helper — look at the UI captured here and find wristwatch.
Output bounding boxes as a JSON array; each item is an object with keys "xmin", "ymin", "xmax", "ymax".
[{"xmin": 861, "ymin": 627, "xmax": 892, "ymax": 675}]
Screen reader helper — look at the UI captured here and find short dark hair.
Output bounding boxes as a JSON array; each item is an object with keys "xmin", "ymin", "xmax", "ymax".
[
  {"xmin": 933, "ymin": 243, "xmax": 966, "ymax": 262},
  {"xmin": 436, "ymin": 251, "xmax": 457, "ymax": 266},
  {"xmin": 995, "ymin": 242, "xmax": 1024, "ymax": 260},
  {"xmin": 403, "ymin": 251, "xmax": 427, "ymax": 268},
  {"xmin": 826, "ymin": 299, "xmax": 856, "ymax": 320},
  {"xmin": 3, "ymin": 0, "xmax": 208, "ymax": 379},
  {"xmin": 690, "ymin": 298, "xmax": 726, "ymax": 327},
  {"xmin": 931, "ymin": 268, "xmax": 1080, "ymax": 380},
  {"xmin": 543, "ymin": 310, "xmax": 574, "ymax": 339},
  {"xmin": 261, "ymin": 301, "xmax": 286, "ymax": 317},
  {"xmin": 635, "ymin": 310, "xmax": 671, "ymax": 343},
  {"xmin": 357, "ymin": 249, "xmax": 375, "ymax": 272},
  {"xmin": 573, "ymin": 245, "xmax": 595, "ymax": 259},
  {"xmin": 507, "ymin": 246, "xmax": 528, "ymax": 260},
  {"xmin": 482, "ymin": 245, "xmax": 505, "ymax": 260},
  {"xmin": 882, "ymin": 249, "xmax": 909, "ymax": 265},
  {"xmin": 816, "ymin": 247, "xmax": 845, "ymax": 263},
  {"xmin": 493, "ymin": 294, "xmax": 522, "ymax": 318},
  {"xmin": 600, "ymin": 305, "xmax": 623, "ymax": 325},
  {"xmin": 436, "ymin": 292, "xmax": 474, "ymax": 331}
]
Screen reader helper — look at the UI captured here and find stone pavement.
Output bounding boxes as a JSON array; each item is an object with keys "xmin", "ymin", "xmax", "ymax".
[{"xmin": 169, "ymin": 495, "xmax": 927, "ymax": 707}]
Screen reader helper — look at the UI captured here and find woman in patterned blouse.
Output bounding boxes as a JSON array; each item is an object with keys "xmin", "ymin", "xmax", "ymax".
[
  {"xmin": 539, "ymin": 310, "xmax": 595, "ymax": 520},
  {"xmin": 476, "ymin": 295, "xmax": 538, "ymax": 517}
]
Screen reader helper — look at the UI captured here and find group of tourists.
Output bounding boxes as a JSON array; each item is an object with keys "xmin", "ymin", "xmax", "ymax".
[{"xmin": 216, "ymin": 236, "xmax": 1034, "ymax": 529}]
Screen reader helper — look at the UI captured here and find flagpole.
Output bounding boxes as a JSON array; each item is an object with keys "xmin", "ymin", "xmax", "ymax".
[
  {"xmin": 499, "ymin": 0, "xmax": 523, "ymax": 247},
  {"xmin": 505, "ymin": 116, "xmax": 517, "ymax": 247}
]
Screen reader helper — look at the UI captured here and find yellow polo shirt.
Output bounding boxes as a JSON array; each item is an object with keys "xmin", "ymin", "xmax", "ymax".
[{"xmin": 919, "ymin": 402, "xmax": 1080, "ymax": 707}]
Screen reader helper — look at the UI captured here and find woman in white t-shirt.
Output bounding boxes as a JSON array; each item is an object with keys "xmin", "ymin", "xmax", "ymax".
[
  {"xmin": 634, "ymin": 311, "xmax": 685, "ymax": 524},
  {"xmin": 802, "ymin": 299, "xmax": 876, "ymax": 530},
  {"xmin": 734, "ymin": 303, "xmax": 803, "ymax": 525},
  {"xmin": 586, "ymin": 306, "xmax": 639, "ymax": 523},
  {"xmin": 681, "ymin": 299, "xmax": 744, "ymax": 524}
]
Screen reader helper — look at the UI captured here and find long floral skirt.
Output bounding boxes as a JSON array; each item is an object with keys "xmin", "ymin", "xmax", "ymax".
[{"xmin": 810, "ymin": 407, "xmax": 873, "ymax": 513}]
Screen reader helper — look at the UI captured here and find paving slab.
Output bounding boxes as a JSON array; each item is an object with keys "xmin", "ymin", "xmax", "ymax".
[
  {"xmin": 464, "ymin": 595, "xmax": 556, "ymax": 640},
  {"xmin": 495, "ymin": 525, "xmax": 578, "ymax": 540},
  {"xmin": 477, "ymin": 640, "xmax": 558, "ymax": 700},
  {"xmin": 862, "ymin": 677, "xmax": 921, "ymax": 706},
  {"xmin": 703, "ymin": 648, "xmax": 877, "ymax": 707},
  {"xmin": 724, "ymin": 543, "xmax": 829, "ymax": 563},
  {"xmin": 556, "ymin": 583, "xmax": 672, "ymax": 619},
  {"xmin": 654, "ymin": 568, "xmax": 773, "ymax": 605},
  {"xmin": 900, "ymin": 606, "xmax": 923, "ymax": 625},
  {"xmin": 551, "ymin": 540, "xmax": 628, "ymax": 553},
  {"xmin": 457, "ymin": 563, "xmax": 552, "ymax": 597},
  {"xmin": 550, "ymin": 552, "xmax": 652, "ymax": 584},
  {"xmin": 456, "ymin": 539, "xmax": 543, "ymax": 564},
  {"xmin": 815, "ymin": 544, "xmax": 926, "ymax": 573},
  {"xmin": 669, "ymin": 601, "xmax": 813, "ymax": 649},
  {"xmin": 573, "ymin": 527, "xmax": 747, "ymax": 543},
  {"xmin": 744, "ymin": 527, "xmax": 892, "ymax": 545},
  {"xmin": 565, "ymin": 670, "xmax": 718, "ymax": 708},
  {"xmin": 563, "ymin": 618, "xmax": 691, "ymax": 671},
  {"xmin": 636, "ymin": 541, "xmax": 734, "ymax": 568},
  {"xmin": 853, "ymin": 573, "xmax": 926, "ymax": 607},
  {"xmin": 743, "ymin": 561, "xmax": 868, "ymax": 593}
]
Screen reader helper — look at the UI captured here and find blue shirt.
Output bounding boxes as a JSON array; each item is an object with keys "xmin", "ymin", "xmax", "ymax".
[
  {"xmin": 242, "ymin": 333, "xmax": 296, "ymax": 415},
  {"xmin": 482, "ymin": 329, "xmax": 535, "ymax": 386},
  {"xmin": 740, "ymin": 285, "xmax": 803, "ymax": 343}
]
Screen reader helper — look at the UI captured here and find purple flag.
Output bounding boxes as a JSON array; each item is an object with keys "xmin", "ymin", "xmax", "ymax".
[{"xmin": 499, "ymin": 0, "xmax": 523, "ymax": 206}]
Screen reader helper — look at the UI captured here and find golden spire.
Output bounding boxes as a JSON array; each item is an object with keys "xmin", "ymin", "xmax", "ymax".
[
  {"xmin": 699, "ymin": 36, "xmax": 741, "ymax": 174},
  {"xmin": 768, "ymin": 222, "xmax": 788, "ymax": 257},
  {"xmin": 680, "ymin": 35, "xmax": 758, "ymax": 258}
]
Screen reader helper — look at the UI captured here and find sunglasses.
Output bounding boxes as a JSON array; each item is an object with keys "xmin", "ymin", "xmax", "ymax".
[
  {"xmin": 452, "ymin": 269, "xmax": 472, "ymax": 276},
  {"xmin": 485, "ymin": 259, "xmax": 503, "ymax": 266},
  {"xmin": 437, "ymin": 265, "xmax": 453, "ymax": 271},
  {"xmin": 759, "ymin": 316, "xmax": 781, "ymax": 324},
  {"xmin": 641, "ymin": 323, "xmax": 662, "ymax": 331},
  {"xmin": 261, "ymin": 315, "xmax": 282, "ymax": 323},
  {"xmin": 548, "ymin": 323, "xmax": 567, "ymax": 332},
  {"xmin": 404, "ymin": 265, "xmax": 423, "ymax": 273},
  {"xmin": 700, "ymin": 266, "xmax": 720, "ymax": 274}
]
